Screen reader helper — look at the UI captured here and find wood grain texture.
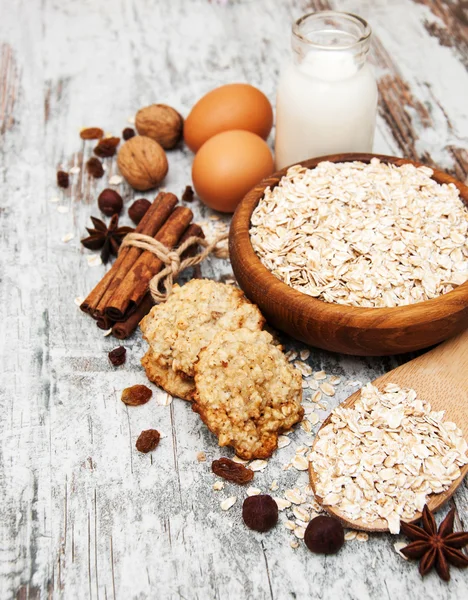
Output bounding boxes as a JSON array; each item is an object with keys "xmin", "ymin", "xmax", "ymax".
[
  {"xmin": 309, "ymin": 327, "xmax": 468, "ymax": 531},
  {"xmin": 230, "ymin": 152, "xmax": 468, "ymax": 355},
  {"xmin": 1, "ymin": 0, "xmax": 468, "ymax": 599}
]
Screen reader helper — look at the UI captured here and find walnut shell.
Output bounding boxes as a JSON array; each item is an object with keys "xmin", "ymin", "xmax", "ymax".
[
  {"xmin": 135, "ymin": 104, "xmax": 184, "ymax": 149},
  {"xmin": 117, "ymin": 136, "xmax": 168, "ymax": 191}
]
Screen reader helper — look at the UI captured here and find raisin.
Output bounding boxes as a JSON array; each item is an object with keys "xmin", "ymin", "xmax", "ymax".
[
  {"xmin": 86, "ymin": 157, "xmax": 104, "ymax": 178},
  {"xmin": 121, "ymin": 384, "xmax": 152, "ymax": 406},
  {"xmin": 212, "ymin": 457, "xmax": 254, "ymax": 484},
  {"xmin": 122, "ymin": 127, "xmax": 136, "ymax": 141},
  {"xmin": 94, "ymin": 136, "xmax": 120, "ymax": 158},
  {"xmin": 182, "ymin": 185, "xmax": 194, "ymax": 202},
  {"xmin": 108, "ymin": 346, "xmax": 126, "ymax": 366},
  {"xmin": 57, "ymin": 170, "xmax": 69, "ymax": 188},
  {"xmin": 80, "ymin": 127, "xmax": 104, "ymax": 140},
  {"xmin": 136, "ymin": 429, "xmax": 160, "ymax": 453}
]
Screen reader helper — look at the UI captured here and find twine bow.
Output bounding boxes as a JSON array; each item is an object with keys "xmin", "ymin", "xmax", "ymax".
[{"xmin": 119, "ymin": 231, "xmax": 229, "ymax": 302}]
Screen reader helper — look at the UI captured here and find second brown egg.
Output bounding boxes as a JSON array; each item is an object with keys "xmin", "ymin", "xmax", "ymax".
[{"xmin": 192, "ymin": 130, "xmax": 274, "ymax": 213}]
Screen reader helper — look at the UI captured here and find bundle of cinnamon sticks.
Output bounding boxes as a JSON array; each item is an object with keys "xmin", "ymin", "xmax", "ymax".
[{"xmin": 81, "ymin": 192, "xmax": 204, "ymax": 339}]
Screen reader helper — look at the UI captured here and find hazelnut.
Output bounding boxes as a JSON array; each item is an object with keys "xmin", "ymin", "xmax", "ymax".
[
  {"xmin": 128, "ymin": 198, "xmax": 151, "ymax": 224},
  {"xmin": 304, "ymin": 516, "xmax": 344, "ymax": 554},
  {"xmin": 242, "ymin": 495, "xmax": 278, "ymax": 532},
  {"xmin": 117, "ymin": 136, "xmax": 168, "ymax": 191},
  {"xmin": 135, "ymin": 104, "xmax": 184, "ymax": 149},
  {"xmin": 98, "ymin": 188, "xmax": 123, "ymax": 216}
]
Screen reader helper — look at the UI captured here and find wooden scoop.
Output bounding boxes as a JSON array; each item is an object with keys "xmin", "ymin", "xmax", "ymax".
[{"xmin": 309, "ymin": 328, "xmax": 468, "ymax": 532}]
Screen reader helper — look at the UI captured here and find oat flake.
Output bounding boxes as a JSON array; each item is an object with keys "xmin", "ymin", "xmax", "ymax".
[
  {"xmin": 250, "ymin": 459, "xmax": 268, "ymax": 471},
  {"xmin": 220, "ymin": 496, "xmax": 237, "ymax": 511}
]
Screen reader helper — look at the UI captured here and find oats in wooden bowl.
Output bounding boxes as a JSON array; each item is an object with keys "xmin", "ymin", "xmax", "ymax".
[{"xmin": 229, "ymin": 153, "xmax": 468, "ymax": 355}]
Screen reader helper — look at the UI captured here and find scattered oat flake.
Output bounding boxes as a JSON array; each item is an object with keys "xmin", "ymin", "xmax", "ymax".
[
  {"xmin": 159, "ymin": 393, "xmax": 173, "ymax": 406},
  {"xmin": 311, "ymin": 390, "xmax": 322, "ymax": 403},
  {"xmin": 232, "ymin": 455, "xmax": 249, "ymax": 465},
  {"xmin": 69, "ymin": 166, "xmax": 81, "ymax": 175},
  {"xmin": 246, "ymin": 487, "xmax": 261, "ymax": 496},
  {"xmin": 345, "ymin": 530, "xmax": 357, "ymax": 541},
  {"xmin": 294, "ymin": 526, "xmax": 306, "ymax": 539},
  {"xmin": 301, "ymin": 420, "xmax": 312, "ymax": 433},
  {"xmin": 213, "ymin": 481, "xmax": 224, "ymax": 491},
  {"xmin": 290, "ymin": 540, "xmax": 299, "ymax": 549},
  {"xmin": 109, "ymin": 175, "xmax": 123, "ymax": 185},
  {"xmin": 274, "ymin": 498, "xmax": 292, "ymax": 511},
  {"xmin": 329, "ymin": 376, "xmax": 341, "ymax": 385},
  {"xmin": 284, "ymin": 520, "xmax": 296, "ymax": 530},
  {"xmin": 320, "ymin": 382, "xmax": 335, "ymax": 396},
  {"xmin": 284, "ymin": 489, "xmax": 306, "ymax": 505},
  {"xmin": 127, "ymin": 115, "xmax": 136, "ymax": 124},
  {"xmin": 57, "ymin": 206, "xmax": 69, "ymax": 214},
  {"xmin": 49, "ymin": 196, "xmax": 60, "ymax": 203},
  {"xmin": 314, "ymin": 370, "xmax": 327, "ymax": 380},
  {"xmin": 270, "ymin": 480, "xmax": 279, "ymax": 491},
  {"xmin": 103, "ymin": 328, "xmax": 113, "ymax": 337},
  {"xmin": 308, "ymin": 379, "xmax": 319, "ymax": 390},
  {"xmin": 87, "ymin": 255, "xmax": 102, "ymax": 267},
  {"xmin": 302, "ymin": 380, "xmax": 309, "ymax": 389},
  {"xmin": 249, "ymin": 459, "xmax": 268, "ymax": 471},
  {"xmin": 293, "ymin": 506, "xmax": 310, "ymax": 522},
  {"xmin": 346, "ymin": 380, "xmax": 362, "ymax": 387},
  {"xmin": 74, "ymin": 296, "xmax": 84, "ymax": 306},
  {"xmin": 394, "ymin": 542, "xmax": 409, "ymax": 559},
  {"xmin": 308, "ymin": 412, "xmax": 319, "ymax": 426},
  {"xmin": 62, "ymin": 232, "xmax": 74, "ymax": 243},
  {"xmin": 277, "ymin": 435, "xmax": 291, "ymax": 449},
  {"xmin": 197, "ymin": 452, "xmax": 206, "ymax": 462},
  {"xmin": 300, "ymin": 349, "xmax": 310, "ymax": 361},
  {"xmin": 220, "ymin": 496, "xmax": 237, "ymax": 511},
  {"xmin": 292, "ymin": 455, "xmax": 309, "ymax": 471},
  {"xmin": 356, "ymin": 532, "xmax": 369, "ymax": 542}
]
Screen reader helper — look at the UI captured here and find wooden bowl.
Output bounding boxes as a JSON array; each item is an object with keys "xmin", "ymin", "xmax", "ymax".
[{"xmin": 229, "ymin": 153, "xmax": 468, "ymax": 356}]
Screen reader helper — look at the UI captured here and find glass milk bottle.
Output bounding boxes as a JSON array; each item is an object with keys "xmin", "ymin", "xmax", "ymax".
[{"xmin": 275, "ymin": 11, "xmax": 378, "ymax": 169}]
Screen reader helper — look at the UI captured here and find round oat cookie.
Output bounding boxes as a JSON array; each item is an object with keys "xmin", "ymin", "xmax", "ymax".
[
  {"xmin": 193, "ymin": 328, "xmax": 304, "ymax": 460},
  {"xmin": 140, "ymin": 279, "xmax": 265, "ymax": 378},
  {"xmin": 141, "ymin": 349, "xmax": 194, "ymax": 401}
]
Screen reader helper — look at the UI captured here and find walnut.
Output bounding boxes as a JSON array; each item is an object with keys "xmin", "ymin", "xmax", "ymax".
[
  {"xmin": 117, "ymin": 136, "xmax": 168, "ymax": 191},
  {"xmin": 135, "ymin": 104, "xmax": 184, "ymax": 149}
]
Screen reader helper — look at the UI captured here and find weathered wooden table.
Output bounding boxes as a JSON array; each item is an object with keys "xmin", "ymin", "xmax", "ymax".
[{"xmin": 1, "ymin": 1, "xmax": 467, "ymax": 598}]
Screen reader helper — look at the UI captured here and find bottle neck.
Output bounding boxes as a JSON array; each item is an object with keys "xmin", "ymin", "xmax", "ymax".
[{"xmin": 291, "ymin": 11, "xmax": 372, "ymax": 74}]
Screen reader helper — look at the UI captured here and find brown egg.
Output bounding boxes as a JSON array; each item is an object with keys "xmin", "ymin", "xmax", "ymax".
[
  {"xmin": 184, "ymin": 83, "xmax": 273, "ymax": 152},
  {"xmin": 192, "ymin": 130, "xmax": 274, "ymax": 213}
]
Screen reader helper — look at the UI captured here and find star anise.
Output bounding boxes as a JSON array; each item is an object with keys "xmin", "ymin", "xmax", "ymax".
[
  {"xmin": 81, "ymin": 215, "xmax": 133, "ymax": 264},
  {"xmin": 400, "ymin": 504, "xmax": 468, "ymax": 581}
]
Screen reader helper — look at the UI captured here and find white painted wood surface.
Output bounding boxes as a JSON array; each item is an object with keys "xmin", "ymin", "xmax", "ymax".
[{"xmin": 1, "ymin": 0, "xmax": 467, "ymax": 598}]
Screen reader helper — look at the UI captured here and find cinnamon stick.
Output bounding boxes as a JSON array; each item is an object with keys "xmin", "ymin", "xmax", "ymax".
[
  {"xmin": 111, "ymin": 293, "xmax": 153, "ymax": 339},
  {"xmin": 111, "ymin": 223, "xmax": 205, "ymax": 339},
  {"xmin": 80, "ymin": 192, "xmax": 177, "ymax": 316},
  {"xmin": 96, "ymin": 314, "xmax": 115, "ymax": 330},
  {"xmin": 106, "ymin": 206, "xmax": 193, "ymax": 321}
]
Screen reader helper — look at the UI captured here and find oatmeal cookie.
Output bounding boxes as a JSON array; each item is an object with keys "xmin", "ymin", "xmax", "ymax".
[
  {"xmin": 193, "ymin": 328, "xmax": 304, "ymax": 460},
  {"xmin": 141, "ymin": 349, "xmax": 194, "ymax": 400},
  {"xmin": 140, "ymin": 279, "xmax": 264, "ymax": 378}
]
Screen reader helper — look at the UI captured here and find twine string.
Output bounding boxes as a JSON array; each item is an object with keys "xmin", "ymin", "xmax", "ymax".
[{"xmin": 119, "ymin": 231, "xmax": 229, "ymax": 302}]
